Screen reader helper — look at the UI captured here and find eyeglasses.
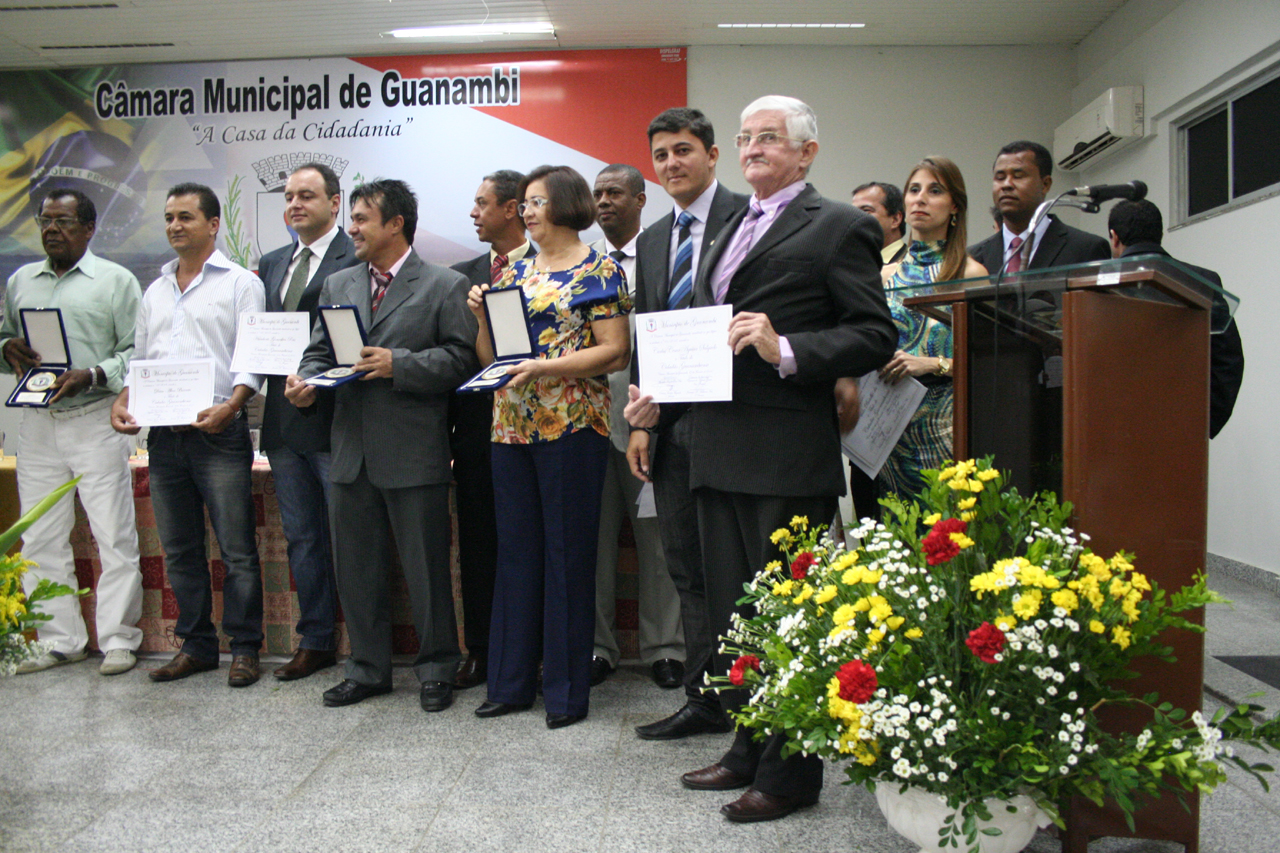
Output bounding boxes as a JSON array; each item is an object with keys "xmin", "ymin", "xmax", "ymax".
[
  {"xmin": 733, "ymin": 131, "xmax": 801, "ymax": 149},
  {"xmin": 34, "ymin": 216, "xmax": 85, "ymax": 231},
  {"xmin": 517, "ymin": 196, "xmax": 549, "ymax": 216}
]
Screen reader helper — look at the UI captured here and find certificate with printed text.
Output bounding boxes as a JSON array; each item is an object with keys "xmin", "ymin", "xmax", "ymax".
[
  {"xmin": 230, "ymin": 312, "xmax": 311, "ymax": 376},
  {"xmin": 635, "ymin": 305, "xmax": 733, "ymax": 403},
  {"xmin": 841, "ymin": 371, "xmax": 927, "ymax": 478},
  {"xmin": 128, "ymin": 359, "xmax": 216, "ymax": 426}
]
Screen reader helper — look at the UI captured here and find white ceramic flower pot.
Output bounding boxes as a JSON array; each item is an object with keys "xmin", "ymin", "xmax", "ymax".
[{"xmin": 874, "ymin": 783, "xmax": 1051, "ymax": 853}]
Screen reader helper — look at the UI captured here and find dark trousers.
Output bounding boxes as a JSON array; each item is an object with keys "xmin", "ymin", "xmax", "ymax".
[
  {"xmin": 448, "ymin": 390, "xmax": 497, "ymax": 656},
  {"xmin": 697, "ymin": 487, "xmax": 833, "ymax": 799},
  {"xmin": 329, "ymin": 466, "xmax": 458, "ymax": 686},
  {"xmin": 487, "ymin": 427, "xmax": 608, "ymax": 717},
  {"xmin": 652, "ymin": 414, "xmax": 721, "ymax": 717},
  {"xmin": 147, "ymin": 419, "xmax": 262, "ymax": 660},
  {"xmin": 266, "ymin": 446, "xmax": 336, "ymax": 651}
]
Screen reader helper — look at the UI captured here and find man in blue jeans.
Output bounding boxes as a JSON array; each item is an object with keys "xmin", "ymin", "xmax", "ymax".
[{"xmin": 111, "ymin": 182, "xmax": 266, "ymax": 687}]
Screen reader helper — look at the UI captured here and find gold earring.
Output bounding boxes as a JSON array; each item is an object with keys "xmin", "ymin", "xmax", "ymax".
[{"xmin": 950, "ymin": 213, "xmax": 957, "ymax": 226}]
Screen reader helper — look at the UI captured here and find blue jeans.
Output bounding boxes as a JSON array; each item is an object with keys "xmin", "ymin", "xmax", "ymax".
[
  {"xmin": 148, "ymin": 419, "xmax": 263, "ymax": 659},
  {"xmin": 266, "ymin": 447, "xmax": 336, "ymax": 651}
]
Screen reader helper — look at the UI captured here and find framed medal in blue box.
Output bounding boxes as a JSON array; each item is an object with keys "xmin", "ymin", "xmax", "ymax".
[
  {"xmin": 457, "ymin": 284, "xmax": 535, "ymax": 393},
  {"xmin": 6, "ymin": 308, "xmax": 72, "ymax": 408},
  {"xmin": 303, "ymin": 305, "xmax": 370, "ymax": 388}
]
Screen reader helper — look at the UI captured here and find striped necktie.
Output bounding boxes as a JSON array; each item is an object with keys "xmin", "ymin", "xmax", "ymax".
[
  {"xmin": 666, "ymin": 210, "xmax": 695, "ymax": 310},
  {"xmin": 713, "ymin": 201, "xmax": 764, "ymax": 303},
  {"xmin": 371, "ymin": 267, "xmax": 393, "ymax": 314},
  {"xmin": 490, "ymin": 253, "xmax": 508, "ymax": 284}
]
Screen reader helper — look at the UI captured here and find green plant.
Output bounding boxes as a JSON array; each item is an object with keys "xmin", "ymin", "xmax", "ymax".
[
  {"xmin": 712, "ymin": 458, "xmax": 1280, "ymax": 852},
  {"xmin": 222, "ymin": 174, "xmax": 252, "ymax": 268},
  {"xmin": 1, "ymin": 477, "xmax": 83, "ymax": 676}
]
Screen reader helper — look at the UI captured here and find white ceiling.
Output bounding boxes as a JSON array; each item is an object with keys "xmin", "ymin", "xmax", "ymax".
[{"xmin": 0, "ymin": 0, "xmax": 1130, "ymax": 70}]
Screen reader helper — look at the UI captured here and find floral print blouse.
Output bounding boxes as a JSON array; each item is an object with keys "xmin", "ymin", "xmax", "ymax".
[{"xmin": 491, "ymin": 248, "xmax": 631, "ymax": 444}]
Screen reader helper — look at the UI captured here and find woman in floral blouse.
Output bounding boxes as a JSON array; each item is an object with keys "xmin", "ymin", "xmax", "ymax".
[{"xmin": 465, "ymin": 164, "xmax": 631, "ymax": 729}]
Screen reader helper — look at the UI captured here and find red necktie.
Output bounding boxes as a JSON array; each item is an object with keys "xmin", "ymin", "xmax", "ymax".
[
  {"xmin": 490, "ymin": 254, "xmax": 508, "ymax": 284},
  {"xmin": 371, "ymin": 268, "xmax": 393, "ymax": 314},
  {"xmin": 1006, "ymin": 235, "xmax": 1024, "ymax": 274}
]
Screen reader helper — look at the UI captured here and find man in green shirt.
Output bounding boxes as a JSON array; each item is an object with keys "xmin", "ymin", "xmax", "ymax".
[{"xmin": 1, "ymin": 188, "xmax": 143, "ymax": 676}]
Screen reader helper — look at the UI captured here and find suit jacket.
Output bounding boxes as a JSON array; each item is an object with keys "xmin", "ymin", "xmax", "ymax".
[
  {"xmin": 258, "ymin": 230, "xmax": 361, "ymax": 455},
  {"xmin": 1120, "ymin": 242, "xmax": 1244, "ymax": 438},
  {"xmin": 968, "ymin": 215, "xmax": 1111, "ymax": 276},
  {"xmin": 297, "ymin": 251, "xmax": 479, "ymax": 489},
  {"xmin": 687, "ymin": 184, "xmax": 897, "ymax": 497}
]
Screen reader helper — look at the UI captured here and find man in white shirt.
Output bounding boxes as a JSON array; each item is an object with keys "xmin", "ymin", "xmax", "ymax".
[
  {"xmin": 111, "ymin": 182, "xmax": 266, "ymax": 688},
  {"xmin": 588, "ymin": 164, "xmax": 685, "ymax": 690}
]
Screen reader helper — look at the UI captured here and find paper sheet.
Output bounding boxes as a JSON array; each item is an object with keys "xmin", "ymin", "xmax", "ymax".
[
  {"xmin": 635, "ymin": 305, "xmax": 733, "ymax": 403},
  {"xmin": 128, "ymin": 359, "xmax": 215, "ymax": 426},
  {"xmin": 230, "ymin": 312, "xmax": 311, "ymax": 376},
  {"xmin": 841, "ymin": 371, "xmax": 928, "ymax": 479}
]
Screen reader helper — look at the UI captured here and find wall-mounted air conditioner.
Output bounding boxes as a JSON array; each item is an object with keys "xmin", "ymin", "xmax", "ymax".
[{"xmin": 1053, "ymin": 86, "xmax": 1144, "ymax": 171}]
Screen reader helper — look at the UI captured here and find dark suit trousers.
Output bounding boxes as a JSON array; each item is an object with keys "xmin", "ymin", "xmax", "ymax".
[
  {"xmin": 449, "ymin": 390, "xmax": 498, "ymax": 654},
  {"xmin": 329, "ymin": 465, "xmax": 459, "ymax": 686},
  {"xmin": 697, "ymin": 487, "xmax": 833, "ymax": 799},
  {"xmin": 652, "ymin": 414, "xmax": 721, "ymax": 716},
  {"xmin": 487, "ymin": 427, "xmax": 608, "ymax": 717}
]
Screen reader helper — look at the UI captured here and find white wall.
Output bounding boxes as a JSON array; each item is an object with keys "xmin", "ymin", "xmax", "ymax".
[{"xmin": 1070, "ymin": 0, "xmax": 1280, "ymax": 573}]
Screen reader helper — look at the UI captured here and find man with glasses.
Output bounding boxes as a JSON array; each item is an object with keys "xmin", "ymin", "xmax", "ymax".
[{"xmin": 2, "ymin": 189, "xmax": 143, "ymax": 676}]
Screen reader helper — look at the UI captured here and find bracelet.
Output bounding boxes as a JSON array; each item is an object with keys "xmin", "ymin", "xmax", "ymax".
[{"xmin": 88, "ymin": 368, "xmax": 98, "ymax": 389}]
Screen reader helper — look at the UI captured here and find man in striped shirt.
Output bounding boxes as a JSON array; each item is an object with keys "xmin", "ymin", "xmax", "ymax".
[{"xmin": 111, "ymin": 182, "xmax": 266, "ymax": 688}]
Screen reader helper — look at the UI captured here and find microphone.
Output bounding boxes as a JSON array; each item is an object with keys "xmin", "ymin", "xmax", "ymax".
[{"xmin": 1065, "ymin": 180, "xmax": 1148, "ymax": 202}]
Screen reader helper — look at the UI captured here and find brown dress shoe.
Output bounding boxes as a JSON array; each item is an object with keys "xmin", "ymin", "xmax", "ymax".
[
  {"xmin": 453, "ymin": 652, "xmax": 487, "ymax": 689},
  {"xmin": 720, "ymin": 787, "xmax": 819, "ymax": 823},
  {"xmin": 680, "ymin": 763, "xmax": 753, "ymax": 791},
  {"xmin": 273, "ymin": 648, "xmax": 338, "ymax": 681},
  {"xmin": 148, "ymin": 653, "xmax": 218, "ymax": 682},
  {"xmin": 228, "ymin": 655, "xmax": 260, "ymax": 688}
]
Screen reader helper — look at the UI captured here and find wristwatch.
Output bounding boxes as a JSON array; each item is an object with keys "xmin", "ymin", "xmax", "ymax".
[{"xmin": 936, "ymin": 357, "xmax": 953, "ymax": 377}]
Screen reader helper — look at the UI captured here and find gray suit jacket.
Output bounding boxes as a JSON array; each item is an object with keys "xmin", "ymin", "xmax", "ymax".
[{"xmin": 297, "ymin": 251, "xmax": 479, "ymax": 489}]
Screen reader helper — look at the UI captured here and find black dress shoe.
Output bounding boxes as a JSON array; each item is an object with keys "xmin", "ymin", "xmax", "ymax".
[
  {"xmin": 420, "ymin": 681, "xmax": 454, "ymax": 712},
  {"xmin": 546, "ymin": 712, "xmax": 586, "ymax": 729},
  {"xmin": 720, "ymin": 787, "xmax": 819, "ymax": 822},
  {"xmin": 474, "ymin": 700, "xmax": 533, "ymax": 718},
  {"xmin": 589, "ymin": 656, "xmax": 613, "ymax": 687},
  {"xmin": 680, "ymin": 763, "xmax": 752, "ymax": 791},
  {"xmin": 651, "ymin": 658, "xmax": 684, "ymax": 689},
  {"xmin": 454, "ymin": 652, "xmax": 487, "ymax": 689},
  {"xmin": 636, "ymin": 703, "xmax": 734, "ymax": 740},
  {"xmin": 322, "ymin": 679, "xmax": 391, "ymax": 707}
]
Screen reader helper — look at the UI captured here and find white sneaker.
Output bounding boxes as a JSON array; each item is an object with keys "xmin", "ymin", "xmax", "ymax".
[
  {"xmin": 100, "ymin": 649, "xmax": 137, "ymax": 676},
  {"xmin": 15, "ymin": 649, "xmax": 88, "ymax": 674}
]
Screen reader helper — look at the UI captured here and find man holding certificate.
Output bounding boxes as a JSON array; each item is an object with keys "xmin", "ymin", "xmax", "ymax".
[
  {"xmin": 110, "ymin": 183, "xmax": 267, "ymax": 688},
  {"xmin": 627, "ymin": 97, "xmax": 896, "ymax": 821},
  {"xmin": 284, "ymin": 179, "xmax": 478, "ymax": 714},
  {"xmin": 1, "ymin": 189, "xmax": 144, "ymax": 676}
]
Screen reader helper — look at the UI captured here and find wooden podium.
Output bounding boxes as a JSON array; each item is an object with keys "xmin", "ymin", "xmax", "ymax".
[{"xmin": 903, "ymin": 256, "xmax": 1235, "ymax": 853}]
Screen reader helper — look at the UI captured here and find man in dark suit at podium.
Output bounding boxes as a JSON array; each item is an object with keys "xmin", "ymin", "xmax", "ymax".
[
  {"xmin": 969, "ymin": 141, "xmax": 1110, "ymax": 275},
  {"xmin": 257, "ymin": 162, "xmax": 360, "ymax": 680},
  {"xmin": 448, "ymin": 169, "xmax": 531, "ymax": 690},
  {"xmin": 1108, "ymin": 199, "xmax": 1243, "ymax": 438},
  {"xmin": 626, "ymin": 108, "xmax": 747, "ymax": 741}
]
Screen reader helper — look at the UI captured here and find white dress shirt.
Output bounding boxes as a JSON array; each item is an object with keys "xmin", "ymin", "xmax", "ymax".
[
  {"xmin": 1001, "ymin": 215, "xmax": 1053, "ymax": 270},
  {"xmin": 280, "ymin": 223, "xmax": 341, "ymax": 299}
]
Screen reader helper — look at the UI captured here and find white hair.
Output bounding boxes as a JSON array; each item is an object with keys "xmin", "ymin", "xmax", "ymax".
[{"xmin": 740, "ymin": 95, "xmax": 818, "ymax": 143}]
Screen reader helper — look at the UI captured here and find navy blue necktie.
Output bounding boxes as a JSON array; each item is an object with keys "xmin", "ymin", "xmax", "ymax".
[{"xmin": 666, "ymin": 210, "xmax": 695, "ymax": 310}]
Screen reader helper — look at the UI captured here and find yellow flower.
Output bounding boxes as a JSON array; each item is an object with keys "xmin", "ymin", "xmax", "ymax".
[
  {"xmin": 957, "ymin": 497, "xmax": 977, "ymax": 510},
  {"xmin": 1109, "ymin": 577, "xmax": 1132, "ymax": 600},
  {"xmin": 792, "ymin": 584, "xmax": 814, "ymax": 604},
  {"xmin": 992, "ymin": 613, "xmax": 1017, "ymax": 631},
  {"xmin": 537, "ymin": 327, "xmax": 558, "ymax": 347},
  {"xmin": 851, "ymin": 596, "xmax": 871, "ymax": 612},
  {"xmin": 949, "ymin": 532, "xmax": 975, "ymax": 548},
  {"xmin": 1012, "ymin": 589, "xmax": 1042, "ymax": 619},
  {"xmin": 771, "ymin": 579, "xmax": 795, "ymax": 597},
  {"xmin": 1130, "ymin": 571, "xmax": 1151, "ymax": 592},
  {"xmin": 1109, "ymin": 554, "xmax": 1135, "ymax": 574},
  {"xmin": 904, "ymin": 627, "xmax": 923, "ymax": 639},
  {"xmin": 886, "ymin": 615, "xmax": 905, "ymax": 631},
  {"xmin": 968, "ymin": 479, "xmax": 984, "ymax": 493},
  {"xmin": 789, "ymin": 515, "xmax": 809, "ymax": 531},
  {"xmin": 1122, "ymin": 590, "xmax": 1143, "ymax": 622},
  {"xmin": 1089, "ymin": 619, "xmax": 1106, "ymax": 634},
  {"xmin": 976, "ymin": 468, "xmax": 1000, "ymax": 482},
  {"xmin": 947, "ymin": 478, "xmax": 970, "ymax": 492},
  {"xmin": 1080, "ymin": 553, "xmax": 1112, "ymax": 582},
  {"xmin": 769, "ymin": 529, "xmax": 793, "ymax": 546},
  {"xmin": 923, "ymin": 512, "xmax": 942, "ymax": 526},
  {"xmin": 938, "ymin": 466, "xmax": 958, "ymax": 481},
  {"xmin": 1051, "ymin": 589, "xmax": 1079, "ymax": 613},
  {"xmin": 832, "ymin": 552, "xmax": 859, "ymax": 572},
  {"xmin": 865, "ymin": 628, "xmax": 885, "ymax": 649},
  {"xmin": 1111, "ymin": 625, "xmax": 1132, "ymax": 649},
  {"xmin": 953, "ymin": 459, "xmax": 978, "ymax": 477},
  {"xmin": 764, "ymin": 560, "xmax": 782, "ymax": 573},
  {"xmin": 815, "ymin": 585, "xmax": 838, "ymax": 605},
  {"xmin": 867, "ymin": 597, "xmax": 893, "ymax": 624}
]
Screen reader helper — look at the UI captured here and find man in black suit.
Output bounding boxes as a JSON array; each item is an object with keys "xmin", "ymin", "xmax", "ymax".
[
  {"xmin": 447, "ymin": 169, "xmax": 530, "ymax": 690},
  {"xmin": 852, "ymin": 181, "xmax": 908, "ymax": 265},
  {"xmin": 257, "ymin": 162, "xmax": 360, "ymax": 681},
  {"xmin": 968, "ymin": 140, "xmax": 1111, "ymax": 274},
  {"xmin": 625, "ymin": 108, "xmax": 747, "ymax": 741},
  {"xmin": 1108, "ymin": 199, "xmax": 1243, "ymax": 438},
  {"xmin": 285, "ymin": 179, "xmax": 478, "ymax": 713},
  {"xmin": 629, "ymin": 96, "xmax": 896, "ymax": 822}
]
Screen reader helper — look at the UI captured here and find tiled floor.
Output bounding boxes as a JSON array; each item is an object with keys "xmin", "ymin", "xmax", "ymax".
[{"xmin": 3, "ymin": 562, "xmax": 1279, "ymax": 853}]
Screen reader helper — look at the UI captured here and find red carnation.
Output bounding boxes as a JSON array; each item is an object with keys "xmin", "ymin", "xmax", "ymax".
[
  {"xmin": 729, "ymin": 654, "xmax": 761, "ymax": 686},
  {"xmin": 922, "ymin": 518, "xmax": 968, "ymax": 565},
  {"xmin": 834, "ymin": 659, "xmax": 878, "ymax": 703},
  {"xmin": 965, "ymin": 622, "xmax": 1006, "ymax": 664},
  {"xmin": 791, "ymin": 551, "xmax": 816, "ymax": 580}
]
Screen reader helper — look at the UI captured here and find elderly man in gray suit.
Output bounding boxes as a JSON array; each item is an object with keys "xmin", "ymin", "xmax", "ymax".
[{"xmin": 285, "ymin": 178, "xmax": 478, "ymax": 713}]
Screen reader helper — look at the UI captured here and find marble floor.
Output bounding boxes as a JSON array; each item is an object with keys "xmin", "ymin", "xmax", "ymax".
[{"xmin": 3, "ymin": 561, "xmax": 1279, "ymax": 853}]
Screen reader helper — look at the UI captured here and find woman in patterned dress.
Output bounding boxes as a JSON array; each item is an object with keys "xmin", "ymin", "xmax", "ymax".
[
  {"xmin": 465, "ymin": 165, "xmax": 631, "ymax": 729},
  {"xmin": 877, "ymin": 157, "xmax": 988, "ymax": 498}
]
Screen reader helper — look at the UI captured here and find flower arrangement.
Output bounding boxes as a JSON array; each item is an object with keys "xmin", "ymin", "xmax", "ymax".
[
  {"xmin": 712, "ymin": 458, "xmax": 1280, "ymax": 852},
  {"xmin": 1, "ymin": 478, "xmax": 81, "ymax": 676}
]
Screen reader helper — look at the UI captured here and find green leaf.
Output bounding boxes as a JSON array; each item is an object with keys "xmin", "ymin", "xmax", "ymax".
[{"xmin": 0, "ymin": 477, "xmax": 80, "ymax": 555}]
